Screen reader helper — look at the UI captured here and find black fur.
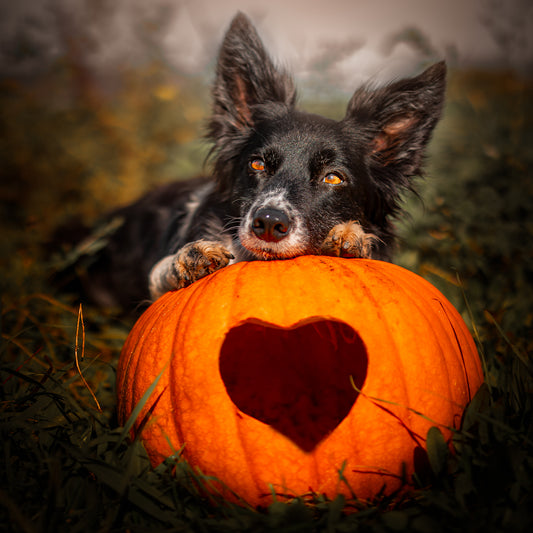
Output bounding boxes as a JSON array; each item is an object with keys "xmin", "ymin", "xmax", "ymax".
[{"xmin": 57, "ymin": 13, "xmax": 446, "ymax": 311}]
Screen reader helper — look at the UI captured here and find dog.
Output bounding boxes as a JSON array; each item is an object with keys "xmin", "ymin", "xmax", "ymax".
[{"xmin": 60, "ymin": 13, "xmax": 446, "ymax": 311}]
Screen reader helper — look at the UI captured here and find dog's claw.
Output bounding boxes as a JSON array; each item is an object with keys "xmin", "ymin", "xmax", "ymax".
[
  {"xmin": 321, "ymin": 222, "xmax": 377, "ymax": 258},
  {"xmin": 149, "ymin": 240, "xmax": 233, "ymax": 299},
  {"xmin": 173, "ymin": 240, "xmax": 233, "ymax": 287}
]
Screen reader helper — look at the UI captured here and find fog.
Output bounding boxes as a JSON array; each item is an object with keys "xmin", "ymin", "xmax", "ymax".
[{"xmin": 1, "ymin": 0, "xmax": 531, "ymax": 90}]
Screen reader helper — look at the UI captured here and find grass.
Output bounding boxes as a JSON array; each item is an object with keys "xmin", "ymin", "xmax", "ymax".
[
  {"xmin": 1, "ymin": 63, "xmax": 532, "ymax": 531},
  {"xmin": 1, "ymin": 294, "xmax": 530, "ymax": 531}
]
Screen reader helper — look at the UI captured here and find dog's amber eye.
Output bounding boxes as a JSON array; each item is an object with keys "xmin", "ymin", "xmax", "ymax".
[
  {"xmin": 249, "ymin": 159, "xmax": 266, "ymax": 172},
  {"xmin": 323, "ymin": 173, "xmax": 344, "ymax": 185}
]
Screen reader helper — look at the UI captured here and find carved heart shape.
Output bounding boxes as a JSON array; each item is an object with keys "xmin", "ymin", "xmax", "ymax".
[{"xmin": 219, "ymin": 320, "xmax": 368, "ymax": 452}]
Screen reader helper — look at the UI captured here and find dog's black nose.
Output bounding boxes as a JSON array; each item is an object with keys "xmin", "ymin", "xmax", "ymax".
[{"xmin": 252, "ymin": 208, "xmax": 290, "ymax": 242}]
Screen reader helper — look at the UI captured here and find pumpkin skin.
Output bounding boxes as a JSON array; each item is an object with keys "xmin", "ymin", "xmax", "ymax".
[{"xmin": 116, "ymin": 256, "xmax": 483, "ymax": 507}]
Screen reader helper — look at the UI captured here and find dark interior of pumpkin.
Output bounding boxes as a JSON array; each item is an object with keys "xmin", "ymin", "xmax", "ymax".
[{"xmin": 219, "ymin": 319, "xmax": 368, "ymax": 452}]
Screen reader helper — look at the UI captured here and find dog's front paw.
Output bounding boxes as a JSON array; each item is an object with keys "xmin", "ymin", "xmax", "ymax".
[
  {"xmin": 149, "ymin": 240, "xmax": 234, "ymax": 299},
  {"xmin": 174, "ymin": 240, "xmax": 234, "ymax": 285},
  {"xmin": 321, "ymin": 222, "xmax": 377, "ymax": 258}
]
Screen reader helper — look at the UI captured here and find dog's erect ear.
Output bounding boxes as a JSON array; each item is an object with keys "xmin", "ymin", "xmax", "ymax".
[
  {"xmin": 345, "ymin": 62, "xmax": 446, "ymax": 180},
  {"xmin": 209, "ymin": 13, "xmax": 296, "ymax": 137}
]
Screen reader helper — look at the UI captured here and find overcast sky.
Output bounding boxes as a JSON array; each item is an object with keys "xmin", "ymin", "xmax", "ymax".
[{"xmin": 0, "ymin": 0, "xmax": 531, "ymax": 90}]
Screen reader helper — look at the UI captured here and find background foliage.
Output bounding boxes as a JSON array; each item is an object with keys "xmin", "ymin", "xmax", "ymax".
[{"xmin": 1, "ymin": 11, "xmax": 532, "ymax": 532}]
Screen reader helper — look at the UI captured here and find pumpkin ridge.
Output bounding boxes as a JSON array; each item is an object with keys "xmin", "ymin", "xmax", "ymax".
[
  {"xmin": 435, "ymin": 296, "xmax": 481, "ymax": 403},
  {"xmin": 383, "ymin": 265, "xmax": 479, "ymax": 432},
  {"xmin": 383, "ymin": 266, "xmax": 458, "ymax": 425},
  {"xmin": 391, "ymin": 270, "xmax": 466, "ymax": 416},
  {"xmin": 118, "ymin": 296, "xmax": 170, "ymax": 426},
  {"xmin": 180, "ymin": 266, "xmax": 270, "ymax": 495},
  {"xmin": 232, "ymin": 404, "xmax": 286, "ymax": 503},
  {"xmin": 140, "ymin": 294, "xmax": 184, "ymax": 462},
  {"xmin": 388, "ymin": 269, "xmax": 450, "ymax": 424},
  {"xmin": 336, "ymin": 260, "xmax": 457, "ymax": 454},
  {"xmin": 311, "ymin": 258, "xmax": 423, "ymax": 490},
  {"xmin": 166, "ymin": 285, "xmax": 203, "ymax": 450},
  {"xmin": 346, "ymin": 260, "xmax": 414, "ymax": 434}
]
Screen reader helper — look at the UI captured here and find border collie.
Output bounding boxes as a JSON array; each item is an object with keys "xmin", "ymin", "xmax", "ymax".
[{"xmin": 61, "ymin": 13, "xmax": 446, "ymax": 310}]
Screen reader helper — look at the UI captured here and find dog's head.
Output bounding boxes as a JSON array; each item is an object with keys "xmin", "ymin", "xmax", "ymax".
[{"xmin": 207, "ymin": 13, "xmax": 446, "ymax": 261}]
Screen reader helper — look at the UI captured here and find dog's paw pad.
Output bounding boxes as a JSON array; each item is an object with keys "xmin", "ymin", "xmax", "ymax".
[
  {"xmin": 173, "ymin": 240, "xmax": 234, "ymax": 287},
  {"xmin": 322, "ymin": 222, "xmax": 377, "ymax": 258}
]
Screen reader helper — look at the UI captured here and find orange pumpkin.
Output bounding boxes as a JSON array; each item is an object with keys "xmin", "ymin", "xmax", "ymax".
[{"xmin": 116, "ymin": 256, "xmax": 483, "ymax": 507}]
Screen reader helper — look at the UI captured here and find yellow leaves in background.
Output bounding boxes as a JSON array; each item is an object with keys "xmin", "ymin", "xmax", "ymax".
[
  {"xmin": 153, "ymin": 84, "xmax": 178, "ymax": 101},
  {"xmin": 1, "ymin": 61, "xmax": 210, "ymax": 233}
]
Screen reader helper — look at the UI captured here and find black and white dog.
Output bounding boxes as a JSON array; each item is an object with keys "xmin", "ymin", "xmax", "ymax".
[{"xmin": 65, "ymin": 13, "xmax": 446, "ymax": 311}]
